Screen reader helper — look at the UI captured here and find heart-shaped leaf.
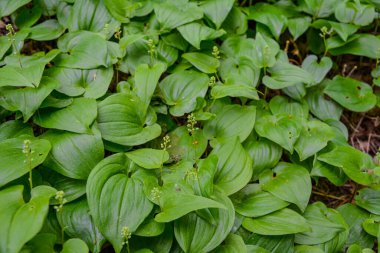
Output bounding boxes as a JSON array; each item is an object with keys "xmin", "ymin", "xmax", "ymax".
[
  {"xmin": 54, "ymin": 31, "xmax": 109, "ymax": 69},
  {"xmin": 199, "ymin": 0, "xmax": 235, "ymax": 29},
  {"xmin": 318, "ymin": 146, "xmax": 376, "ymax": 185},
  {"xmin": 159, "ymin": 70, "xmax": 209, "ymax": 116},
  {"xmin": 34, "ymin": 97, "xmax": 98, "ymax": 134},
  {"xmin": 0, "ymin": 185, "xmax": 56, "ymax": 253},
  {"xmin": 41, "ymin": 129, "xmax": 104, "ymax": 179},
  {"xmin": 174, "ymin": 188, "xmax": 235, "ymax": 252},
  {"xmin": 155, "ymin": 191, "xmax": 226, "ymax": 223},
  {"xmin": 154, "ymin": 0, "xmax": 203, "ymax": 30},
  {"xmin": 0, "ymin": 76, "xmax": 58, "ymax": 122},
  {"xmin": 211, "ymin": 137, "xmax": 253, "ymax": 195},
  {"xmin": 177, "ymin": 22, "xmax": 225, "ymax": 49},
  {"xmin": 126, "ymin": 148, "xmax": 169, "ymax": 169},
  {"xmin": 204, "ymin": 104, "xmax": 256, "ymax": 143},
  {"xmin": 231, "ymin": 184, "xmax": 289, "ymax": 217},
  {"xmin": 244, "ymin": 138, "xmax": 283, "ymax": 178},
  {"xmin": 46, "ymin": 66, "xmax": 113, "ymax": 99},
  {"xmin": 294, "ymin": 120, "xmax": 335, "ymax": 161},
  {"xmin": 295, "ymin": 202, "xmax": 348, "ymax": 245},
  {"xmin": 302, "ymin": 55, "xmax": 332, "ymax": 84},
  {"xmin": 134, "ymin": 63, "xmax": 166, "ymax": 111},
  {"xmin": 261, "ymin": 163, "xmax": 311, "ymax": 212},
  {"xmin": 61, "ymin": 238, "xmax": 89, "ymax": 253},
  {"xmin": 324, "ymin": 76, "xmax": 376, "ymax": 112},
  {"xmin": 251, "ymin": 32, "xmax": 279, "ymax": 69},
  {"xmin": 255, "ymin": 114, "xmax": 302, "ymax": 153},
  {"xmin": 29, "ymin": 19, "xmax": 65, "ymax": 41},
  {"xmin": 182, "ymin": 52, "xmax": 220, "ymax": 74},
  {"xmin": 355, "ymin": 188, "xmax": 380, "ymax": 215},
  {"xmin": 57, "ymin": 199, "xmax": 106, "ymax": 253},
  {"xmin": 0, "ymin": 136, "xmax": 51, "ymax": 187},
  {"xmin": 263, "ymin": 62, "xmax": 314, "ymax": 89},
  {"xmin": 97, "ymin": 93, "xmax": 161, "ymax": 146},
  {"xmin": 242, "ymin": 208, "xmax": 310, "ymax": 235},
  {"xmin": 87, "ymin": 153, "xmax": 155, "ymax": 253}
]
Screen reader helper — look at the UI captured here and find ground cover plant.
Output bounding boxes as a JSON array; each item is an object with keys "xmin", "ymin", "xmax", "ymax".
[{"xmin": 1, "ymin": 0, "xmax": 380, "ymax": 252}]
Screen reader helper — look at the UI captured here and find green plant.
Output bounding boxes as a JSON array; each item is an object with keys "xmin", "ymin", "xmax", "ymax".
[{"xmin": 0, "ymin": 0, "xmax": 380, "ymax": 252}]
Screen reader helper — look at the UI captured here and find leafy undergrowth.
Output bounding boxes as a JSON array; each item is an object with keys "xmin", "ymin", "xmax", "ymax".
[{"xmin": 1, "ymin": 0, "xmax": 380, "ymax": 253}]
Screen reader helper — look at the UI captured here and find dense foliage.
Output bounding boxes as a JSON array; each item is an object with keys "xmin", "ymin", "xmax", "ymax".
[{"xmin": 1, "ymin": 0, "xmax": 380, "ymax": 252}]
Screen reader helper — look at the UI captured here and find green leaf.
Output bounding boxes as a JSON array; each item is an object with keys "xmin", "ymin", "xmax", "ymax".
[
  {"xmin": 29, "ymin": 19, "xmax": 65, "ymax": 41},
  {"xmin": 68, "ymin": 0, "xmax": 119, "ymax": 34},
  {"xmin": 311, "ymin": 160, "xmax": 347, "ymax": 186},
  {"xmin": 134, "ymin": 212, "xmax": 165, "ymax": 237},
  {"xmin": 255, "ymin": 114, "xmax": 302, "ymax": 153},
  {"xmin": 288, "ymin": 17, "xmax": 311, "ymax": 40},
  {"xmin": 54, "ymin": 31, "xmax": 109, "ymax": 69},
  {"xmin": 0, "ymin": 185, "xmax": 56, "ymax": 253},
  {"xmin": 154, "ymin": 0, "xmax": 203, "ymax": 30},
  {"xmin": 177, "ymin": 22, "xmax": 225, "ymax": 49},
  {"xmin": 126, "ymin": 148, "xmax": 169, "ymax": 169},
  {"xmin": 355, "ymin": 188, "xmax": 380, "ymax": 215},
  {"xmin": 0, "ymin": 136, "xmax": 51, "ymax": 187},
  {"xmin": 199, "ymin": 0, "xmax": 234, "ymax": 29},
  {"xmin": 244, "ymin": 138, "xmax": 283, "ymax": 178},
  {"xmin": 57, "ymin": 200, "xmax": 106, "ymax": 253},
  {"xmin": 166, "ymin": 126, "xmax": 208, "ymax": 162},
  {"xmin": 0, "ymin": 29, "xmax": 29, "ymax": 60},
  {"xmin": 41, "ymin": 129, "xmax": 104, "ymax": 179},
  {"xmin": 219, "ymin": 57, "xmax": 261, "ymax": 88},
  {"xmin": 251, "ymin": 32, "xmax": 280, "ymax": 69},
  {"xmin": 174, "ymin": 188, "xmax": 235, "ymax": 252},
  {"xmin": 204, "ymin": 104, "xmax": 256, "ymax": 143},
  {"xmin": 248, "ymin": 4, "xmax": 287, "ymax": 39},
  {"xmin": 22, "ymin": 233, "xmax": 57, "ymax": 253},
  {"xmin": 222, "ymin": 7, "xmax": 248, "ymax": 35},
  {"xmin": 302, "ymin": 55, "xmax": 332, "ymax": 84},
  {"xmin": 318, "ymin": 146, "xmax": 376, "ymax": 185},
  {"xmin": 212, "ymin": 233, "xmax": 247, "ymax": 253},
  {"xmin": 182, "ymin": 52, "xmax": 220, "ymax": 74},
  {"xmin": 0, "ymin": 50, "xmax": 59, "ymax": 88},
  {"xmin": 46, "ymin": 66, "xmax": 113, "ymax": 99},
  {"xmin": 97, "ymin": 93, "xmax": 161, "ymax": 146},
  {"xmin": 134, "ymin": 63, "xmax": 166, "ymax": 111},
  {"xmin": 211, "ymin": 138, "xmax": 253, "ymax": 195},
  {"xmin": 246, "ymin": 234, "xmax": 294, "ymax": 253},
  {"xmin": 324, "ymin": 76, "xmax": 376, "ymax": 112},
  {"xmin": 159, "ymin": 70, "xmax": 209, "ymax": 116},
  {"xmin": 263, "ymin": 62, "xmax": 314, "ymax": 89},
  {"xmin": 0, "ymin": 120, "xmax": 33, "ymax": 141},
  {"xmin": 155, "ymin": 191, "xmax": 226, "ymax": 223},
  {"xmin": 61, "ymin": 238, "xmax": 89, "ymax": 253},
  {"xmin": 104, "ymin": 0, "xmax": 148, "ymax": 22},
  {"xmin": 294, "ymin": 120, "xmax": 335, "ymax": 161},
  {"xmin": 306, "ymin": 85, "xmax": 343, "ymax": 121},
  {"xmin": 231, "ymin": 184, "xmax": 289, "ymax": 217},
  {"xmin": 211, "ymin": 83, "xmax": 259, "ymax": 100},
  {"xmin": 0, "ymin": 76, "xmax": 58, "ymax": 122},
  {"xmin": 329, "ymin": 34, "xmax": 380, "ymax": 59},
  {"xmin": 261, "ymin": 163, "xmax": 311, "ymax": 212},
  {"xmin": 298, "ymin": 0, "xmax": 338, "ymax": 18},
  {"xmin": 0, "ymin": 0, "xmax": 31, "ymax": 17},
  {"xmin": 87, "ymin": 153, "xmax": 155, "ymax": 253},
  {"xmin": 34, "ymin": 97, "xmax": 98, "ymax": 134},
  {"xmin": 242, "ymin": 208, "xmax": 310, "ymax": 235},
  {"xmin": 269, "ymin": 96, "xmax": 309, "ymax": 119},
  {"xmin": 335, "ymin": 1, "xmax": 376, "ymax": 26},
  {"xmin": 295, "ymin": 202, "xmax": 348, "ymax": 244},
  {"xmin": 294, "ymin": 245, "xmax": 324, "ymax": 253},
  {"xmin": 337, "ymin": 203, "xmax": 374, "ymax": 248},
  {"xmin": 43, "ymin": 172, "xmax": 86, "ymax": 204},
  {"xmin": 246, "ymin": 245, "xmax": 270, "ymax": 253}
]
